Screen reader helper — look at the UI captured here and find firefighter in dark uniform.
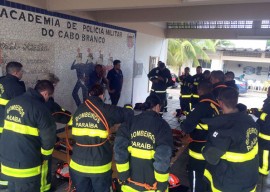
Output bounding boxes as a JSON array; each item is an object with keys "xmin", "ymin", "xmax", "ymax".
[
  {"xmin": 69, "ymin": 84, "xmax": 133, "ymax": 192},
  {"xmin": 225, "ymin": 71, "xmax": 239, "ymax": 92},
  {"xmin": 202, "ymin": 87, "xmax": 259, "ymax": 192},
  {"xmin": 0, "ymin": 61, "xmax": 26, "ymax": 188},
  {"xmin": 114, "ymin": 94, "xmax": 173, "ymax": 191},
  {"xmin": 148, "ymin": 61, "xmax": 172, "ymax": 115},
  {"xmin": 181, "ymin": 81, "xmax": 220, "ymax": 192},
  {"xmin": 250, "ymin": 86, "xmax": 270, "ymax": 189},
  {"xmin": 0, "ymin": 80, "xmax": 56, "ymax": 192},
  {"xmin": 179, "ymin": 67, "xmax": 193, "ymax": 113},
  {"xmin": 191, "ymin": 66, "xmax": 204, "ymax": 107},
  {"xmin": 210, "ymin": 70, "xmax": 227, "ymax": 99}
]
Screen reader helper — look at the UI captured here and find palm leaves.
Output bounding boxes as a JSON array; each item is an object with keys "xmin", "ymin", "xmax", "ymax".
[{"xmin": 167, "ymin": 39, "xmax": 216, "ymax": 69}]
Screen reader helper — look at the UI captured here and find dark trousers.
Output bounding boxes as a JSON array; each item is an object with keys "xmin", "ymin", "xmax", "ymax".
[
  {"xmin": 188, "ymin": 169, "xmax": 206, "ymax": 192},
  {"xmin": 8, "ymin": 180, "xmax": 40, "ymax": 192},
  {"xmin": 70, "ymin": 169, "xmax": 111, "ymax": 192},
  {"xmin": 72, "ymin": 80, "xmax": 88, "ymax": 107},
  {"xmin": 109, "ymin": 92, "xmax": 121, "ymax": 105},
  {"xmin": 180, "ymin": 96, "xmax": 191, "ymax": 113}
]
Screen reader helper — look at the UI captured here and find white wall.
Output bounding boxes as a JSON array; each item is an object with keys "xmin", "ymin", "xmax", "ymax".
[
  {"xmin": 132, "ymin": 33, "xmax": 168, "ymax": 105},
  {"xmin": 224, "ymin": 60, "xmax": 270, "ymax": 82}
]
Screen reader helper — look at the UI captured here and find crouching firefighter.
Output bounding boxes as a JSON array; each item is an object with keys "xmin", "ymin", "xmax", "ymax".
[
  {"xmin": 0, "ymin": 80, "xmax": 56, "ymax": 192},
  {"xmin": 181, "ymin": 81, "xmax": 220, "ymax": 192},
  {"xmin": 114, "ymin": 94, "xmax": 173, "ymax": 192},
  {"xmin": 69, "ymin": 84, "xmax": 133, "ymax": 192}
]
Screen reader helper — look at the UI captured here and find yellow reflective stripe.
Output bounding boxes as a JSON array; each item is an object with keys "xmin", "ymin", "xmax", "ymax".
[
  {"xmin": 0, "ymin": 127, "xmax": 3, "ymax": 133},
  {"xmin": 1, "ymin": 164, "xmax": 41, "ymax": 178},
  {"xmin": 4, "ymin": 120, "xmax": 38, "ymax": 136},
  {"xmin": 68, "ymin": 118, "xmax": 73, "ymax": 126},
  {"xmin": 221, "ymin": 144, "xmax": 258, "ymax": 163},
  {"xmin": 259, "ymin": 132, "xmax": 270, "ymax": 141},
  {"xmin": 41, "ymin": 148, "xmax": 54, "ymax": 156},
  {"xmin": 70, "ymin": 160, "xmax": 111, "ymax": 174},
  {"xmin": 151, "ymin": 90, "xmax": 166, "ymax": 93},
  {"xmin": 0, "ymin": 180, "xmax": 8, "ymax": 186},
  {"xmin": 195, "ymin": 123, "xmax": 208, "ymax": 130},
  {"xmin": 0, "ymin": 98, "xmax": 9, "ymax": 106},
  {"xmin": 259, "ymin": 150, "xmax": 269, "ymax": 175},
  {"xmin": 128, "ymin": 146, "xmax": 155, "ymax": 160},
  {"xmin": 41, "ymin": 160, "xmax": 51, "ymax": 192},
  {"xmin": 121, "ymin": 185, "xmax": 158, "ymax": 192},
  {"xmin": 125, "ymin": 106, "xmax": 133, "ymax": 110},
  {"xmin": 189, "ymin": 149, "xmax": 205, "ymax": 160},
  {"xmin": 194, "ymin": 82, "xmax": 199, "ymax": 86},
  {"xmin": 260, "ymin": 113, "xmax": 267, "ymax": 121},
  {"xmin": 72, "ymin": 127, "xmax": 108, "ymax": 138},
  {"xmin": 116, "ymin": 162, "xmax": 129, "ymax": 173},
  {"xmin": 192, "ymin": 94, "xmax": 199, "ymax": 98},
  {"xmin": 154, "ymin": 171, "xmax": 169, "ymax": 182},
  {"xmin": 181, "ymin": 95, "xmax": 191, "ymax": 98},
  {"xmin": 204, "ymin": 169, "xmax": 221, "ymax": 192},
  {"xmin": 250, "ymin": 186, "xmax": 257, "ymax": 192}
]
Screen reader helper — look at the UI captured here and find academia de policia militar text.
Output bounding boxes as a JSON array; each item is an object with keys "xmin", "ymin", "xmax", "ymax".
[{"xmin": 0, "ymin": 7, "xmax": 123, "ymax": 43}]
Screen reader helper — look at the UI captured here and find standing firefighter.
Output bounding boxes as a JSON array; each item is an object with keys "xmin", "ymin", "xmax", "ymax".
[
  {"xmin": 202, "ymin": 87, "xmax": 259, "ymax": 192},
  {"xmin": 148, "ymin": 61, "xmax": 172, "ymax": 115},
  {"xmin": 179, "ymin": 67, "xmax": 193, "ymax": 113},
  {"xmin": 0, "ymin": 61, "xmax": 26, "ymax": 188},
  {"xmin": 114, "ymin": 94, "xmax": 173, "ymax": 192},
  {"xmin": 69, "ymin": 84, "xmax": 133, "ymax": 192},
  {"xmin": 191, "ymin": 66, "xmax": 203, "ymax": 107},
  {"xmin": 0, "ymin": 80, "xmax": 56, "ymax": 192},
  {"xmin": 181, "ymin": 81, "xmax": 220, "ymax": 192}
]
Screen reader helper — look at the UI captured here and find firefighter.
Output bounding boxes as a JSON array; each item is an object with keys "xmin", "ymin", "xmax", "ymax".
[
  {"xmin": 179, "ymin": 67, "xmax": 193, "ymax": 113},
  {"xmin": 181, "ymin": 81, "xmax": 220, "ymax": 192},
  {"xmin": 0, "ymin": 61, "xmax": 26, "ymax": 188},
  {"xmin": 114, "ymin": 94, "xmax": 173, "ymax": 191},
  {"xmin": 69, "ymin": 84, "xmax": 133, "ymax": 192},
  {"xmin": 0, "ymin": 80, "xmax": 56, "ymax": 192},
  {"xmin": 148, "ymin": 61, "xmax": 172, "ymax": 115},
  {"xmin": 225, "ymin": 71, "xmax": 239, "ymax": 92},
  {"xmin": 250, "ymin": 86, "xmax": 270, "ymax": 189},
  {"xmin": 191, "ymin": 66, "xmax": 204, "ymax": 107},
  {"xmin": 202, "ymin": 87, "xmax": 259, "ymax": 192},
  {"xmin": 210, "ymin": 70, "xmax": 227, "ymax": 99}
]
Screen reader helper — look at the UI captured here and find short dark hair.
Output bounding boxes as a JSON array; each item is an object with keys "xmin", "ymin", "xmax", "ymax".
[
  {"xmin": 211, "ymin": 70, "xmax": 225, "ymax": 83},
  {"xmin": 89, "ymin": 84, "xmax": 104, "ymax": 96},
  {"xmin": 113, "ymin": 60, "xmax": 121, "ymax": 66},
  {"xmin": 34, "ymin": 80, "xmax": 54, "ymax": 95},
  {"xmin": 6, "ymin": 61, "xmax": 23, "ymax": 74},
  {"xmin": 197, "ymin": 66, "xmax": 202, "ymax": 69},
  {"xmin": 225, "ymin": 71, "xmax": 235, "ymax": 80},
  {"xmin": 198, "ymin": 81, "xmax": 213, "ymax": 95},
  {"xmin": 158, "ymin": 62, "xmax": 165, "ymax": 69},
  {"xmin": 218, "ymin": 87, "xmax": 238, "ymax": 109},
  {"xmin": 142, "ymin": 94, "xmax": 161, "ymax": 111}
]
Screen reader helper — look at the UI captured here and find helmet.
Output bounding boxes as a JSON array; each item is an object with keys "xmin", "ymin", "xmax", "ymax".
[{"xmin": 168, "ymin": 174, "xmax": 180, "ymax": 188}]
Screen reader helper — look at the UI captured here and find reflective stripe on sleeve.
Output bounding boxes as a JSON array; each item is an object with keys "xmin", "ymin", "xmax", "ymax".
[
  {"xmin": 195, "ymin": 123, "xmax": 208, "ymax": 130},
  {"xmin": 221, "ymin": 144, "xmax": 258, "ymax": 163},
  {"xmin": 41, "ymin": 148, "xmax": 54, "ymax": 156},
  {"xmin": 259, "ymin": 150, "xmax": 269, "ymax": 175},
  {"xmin": 128, "ymin": 146, "xmax": 155, "ymax": 160},
  {"xmin": 189, "ymin": 149, "xmax": 205, "ymax": 160},
  {"xmin": 260, "ymin": 113, "xmax": 267, "ymax": 121},
  {"xmin": 180, "ymin": 95, "xmax": 192, "ymax": 98},
  {"xmin": 0, "ymin": 98, "xmax": 9, "ymax": 106},
  {"xmin": 154, "ymin": 171, "xmax": 169, "ymax": 182},
  {"xmin": 259, "ymin": 133, "xmax": 270, "ymax": 141},
  {"xmin": 1, "ymin": 164, "xmax": 41, "ymax": 178},
  {"xmin": 72, "ymin": 127, "xmax": 108, "ymax": 138},
  {"xmin": 4, "ymin": 120, "xmax": 38, "ymax": 136},
  {"xmin": 0, "ymin": 127, "xmax": 3, "ymax": 133},
  {"xmin": 192, "ymin": 94, "xmax": 199, "ymax": 98},
  {"xmin": 69, "ymin": 160, "xmax": 112, "ymax": 174},
  {"xmin": 116, "ymin": 162, "xmax": 129, "ymax": 173}
]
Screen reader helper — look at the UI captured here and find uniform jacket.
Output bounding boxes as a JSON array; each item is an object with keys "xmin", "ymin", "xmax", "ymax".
[
  {"xmin": 114, "ymin": 111, "xmax": 173, "ymax": 191},
  {"xmin": 202, "ymin": 111, "xmax": 259, "ymax": 192},
  {"xmin": 70, "ymin": 96, "xmax": 133, "ymax": 177},
  {"xmin": 181, "ymin": 94, "xmax": 220, "ymax": 170},
  {"xmin": 0, "ymin": 74, "xmax": 26, "ymax": 133},
  {"xmin": 179, "ymin": 74, "xmax": 193, "ymax": 95},
  {"xmin": 0, "ymin": 88, "xmax": 56, "ymax": 182},
  {"xmin": 225, "ymin": 80, "xmax": 239, "ymax": 92},
  {"xmin": 148, "ymin": 67, "xmax": 172, "ymax": 92},
  {"xmin": 191, "ymin": 73, "xmax": 204, "ymax": 95}
]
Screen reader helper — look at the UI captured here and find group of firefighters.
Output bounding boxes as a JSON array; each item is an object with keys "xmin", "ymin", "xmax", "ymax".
[{"xmin": 0, "ymin": 60, "xmax": 269, "ymax": 192}]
